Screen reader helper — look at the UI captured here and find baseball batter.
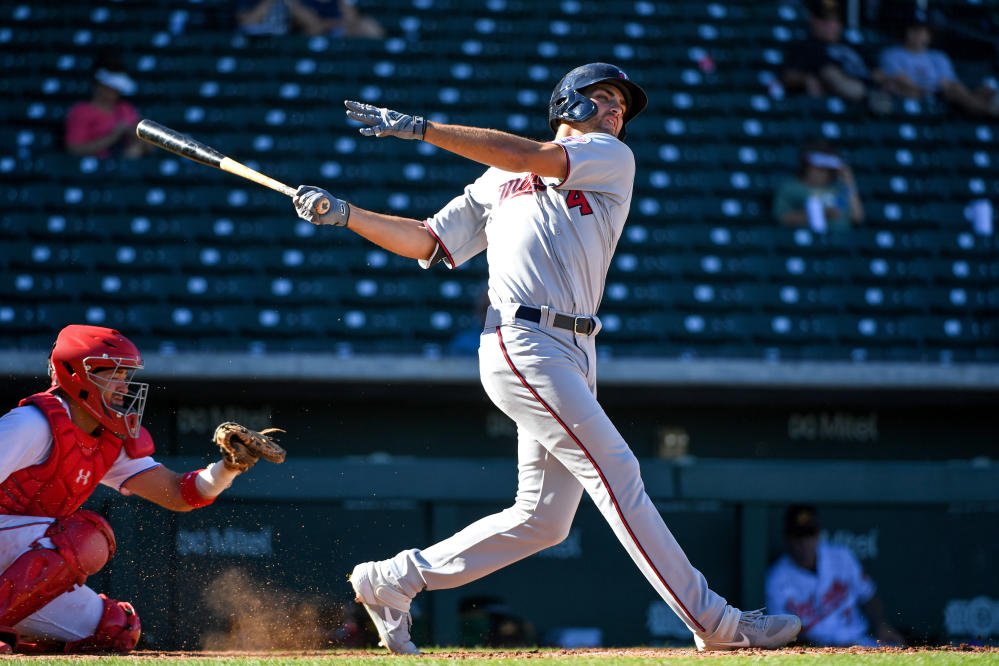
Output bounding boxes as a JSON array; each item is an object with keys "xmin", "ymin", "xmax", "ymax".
[
  {"xmin": 0, "ymin": 324, "xmax": 282, "ymax": 653},
  {"xmin": 294, "ymin": 63, "xmax": 801, "ymax": 653}
]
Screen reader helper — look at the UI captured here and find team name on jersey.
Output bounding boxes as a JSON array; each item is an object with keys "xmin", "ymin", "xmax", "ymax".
[
  {"xmin": 498, "ymin": 174, "xmax": 547, "ymax": 205},
  {"xmin": 497, "ymin": 174, "xmax": 593, "ymax": 215},
  {"xmin": 786, "ymin": 579, "xmax": 850, "ymax": 628}
]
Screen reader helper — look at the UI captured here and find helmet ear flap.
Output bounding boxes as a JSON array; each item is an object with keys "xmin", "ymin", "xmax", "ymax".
[{"xmin": 549, "ymin": 88, "xmax": 598, "ymax": 132}]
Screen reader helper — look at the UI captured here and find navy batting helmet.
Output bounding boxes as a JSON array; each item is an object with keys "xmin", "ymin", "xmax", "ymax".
[{"xmin": 548, "ymin": 63, "xmax": 648, "ymax": 139}]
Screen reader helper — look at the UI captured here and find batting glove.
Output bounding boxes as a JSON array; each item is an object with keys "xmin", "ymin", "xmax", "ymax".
[
  {"xmin": 345, "ymin": 100, "xmax": 426, "ymax": 140},
  {"xmin": 294, "ymin": 185, "xmax": 350, "ymax": 227}
]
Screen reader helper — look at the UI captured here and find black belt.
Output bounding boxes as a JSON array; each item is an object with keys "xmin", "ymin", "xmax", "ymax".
[{"xmin": 514, "ymin": 305, "xmax": 596, "ymax": 335}]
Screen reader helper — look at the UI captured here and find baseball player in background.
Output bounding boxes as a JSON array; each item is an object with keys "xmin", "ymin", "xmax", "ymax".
[
  {"xmin": 294, "ymin": 63, "xmax": 802, "ymax": 653},
  {"xmin": 0, "ymin": 325, "xmax": 271, "ymax": 653},
  {"xmin": 766, "ymin": 505, "xmax": 905, "ymax": 647}
]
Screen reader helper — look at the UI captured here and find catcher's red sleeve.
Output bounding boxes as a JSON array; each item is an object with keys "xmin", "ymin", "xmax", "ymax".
[{"xmin": 180, "ymin": 470, "xmax": 215, "ymax": 508}]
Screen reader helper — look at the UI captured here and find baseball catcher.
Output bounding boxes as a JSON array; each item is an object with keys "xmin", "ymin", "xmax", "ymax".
[{"xmin": 0, "ymin": 324, "xmax": 285, "ymax": 654}]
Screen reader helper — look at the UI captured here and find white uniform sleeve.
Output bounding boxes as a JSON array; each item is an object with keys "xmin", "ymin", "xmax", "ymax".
[
  {"xmin": 0, "ymin": 406, "xmax": 54, "ymax": 482},
  {"xmin": 845, "ymin": 548, "xmax": 876, "ymax": 604},
  {"xmin": 548, "ymin": 133, "xmax": 635, "ymax": 204},
  {"xmin": 100, "ymin": 450, "xmax": 162, "ymax": 495},
  {"xmin": 1, "ymin": 402, "xmax": 161, "ymax": 496},
  {"xmin": 420, "ymin": 169, "xmax": 495, "ymax": 269}
]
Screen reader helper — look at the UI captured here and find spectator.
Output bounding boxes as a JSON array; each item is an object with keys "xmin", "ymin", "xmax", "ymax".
[
  {"xmin": 766, "ymin": 505, "xmax": 906, "ymax": 647},
  {"xmin": 235, "ymin": 0, "xmax": 383, "ymax": 38},
  {"xmin": 773, "ymin": 141, "xmax": 864, "ymax": 232},
  {"xmin": 295, "ymin": 0, "xmax": 385, "ymax": 38},
  {"xmin": 878, "ymin": 7, "xmax": 999, "ymax": 117},
  {"xmin": 234, "ymin": 0, "xmax": 291, "ymax": 35},
  {"xmin": 64, "ymin": 55, "xmax": 151, "ymax": 159},
  {"xmin": 781, "ymin": 0, "xmax": 894, "ymax": 114}
]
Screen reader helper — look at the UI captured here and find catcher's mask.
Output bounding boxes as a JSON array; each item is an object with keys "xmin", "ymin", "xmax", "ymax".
[
  {"xmin": 548, "ymin": 62, "xmax": 648, "ymax": 140},
  {"xmin": 48, "ymin": 324, "xmax": 148, "ymax": 438}
]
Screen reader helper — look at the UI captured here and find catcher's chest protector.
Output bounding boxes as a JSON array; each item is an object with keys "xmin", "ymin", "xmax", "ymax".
[{"xmin": 0, "ymin": 393, "xmax": 124, "ymax": 518}]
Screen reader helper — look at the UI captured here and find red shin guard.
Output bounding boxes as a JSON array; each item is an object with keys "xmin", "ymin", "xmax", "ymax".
[
  {"xmin": 64, "ymin": 594, "xmax": 140, "ymax": 653},
  {"xmin": 0, "ymin": 511, "xmax": 115, "ymax": 629}
]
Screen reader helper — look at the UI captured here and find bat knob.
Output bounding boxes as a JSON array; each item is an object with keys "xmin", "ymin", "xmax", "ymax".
[{"xmin": 316, "ymin": 198, "xmax": 331, "ymax": 215}]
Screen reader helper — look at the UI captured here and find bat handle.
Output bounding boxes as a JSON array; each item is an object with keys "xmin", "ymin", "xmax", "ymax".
[{"xmin": 315, "ymin": 198, "xmax": 331, "ymax": 215}]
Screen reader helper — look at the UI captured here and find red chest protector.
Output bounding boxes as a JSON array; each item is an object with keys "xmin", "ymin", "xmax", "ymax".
[{"xmin": 0, "ymin": 392, "xmax": 127, "ymax": 518}]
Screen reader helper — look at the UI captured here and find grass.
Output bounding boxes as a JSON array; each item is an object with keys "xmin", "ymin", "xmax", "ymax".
[{"xmin": 3, "ymin": 647, "xmax": 994, "ymax": 666}]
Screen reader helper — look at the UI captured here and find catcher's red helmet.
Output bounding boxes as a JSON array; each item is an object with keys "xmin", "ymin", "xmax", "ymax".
[
  {"xmin": 48, "ymin": 325, "xmax": 147, "ymax": 438},
  {"xmin": 548, "ymin": 62, "xmax": 648, "ymax": 140}
]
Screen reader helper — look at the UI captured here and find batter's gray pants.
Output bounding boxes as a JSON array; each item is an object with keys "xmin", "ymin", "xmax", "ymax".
[{"xmin": 379, "ymin": 323, "xmax": 740, "ymax": 641}]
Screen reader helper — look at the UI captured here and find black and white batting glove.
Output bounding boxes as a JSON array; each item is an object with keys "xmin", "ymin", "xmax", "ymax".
[
  {"xmin": 345, "ymin": 100, "xmax": 426, "ymax": 140},
  {"xmin": 294, "ymin": 185, "xmax": 350, "ymax": 227}
]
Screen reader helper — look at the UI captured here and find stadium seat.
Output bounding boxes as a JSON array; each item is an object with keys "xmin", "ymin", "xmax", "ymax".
[{"xmin": 0, "ymin": 0, "xmax": 996, "ymax": 364}]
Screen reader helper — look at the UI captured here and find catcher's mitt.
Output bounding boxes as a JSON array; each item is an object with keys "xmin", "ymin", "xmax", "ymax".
[{"xmin": 213, "ymin": 421, "xmax": 286, "ymax": 472}]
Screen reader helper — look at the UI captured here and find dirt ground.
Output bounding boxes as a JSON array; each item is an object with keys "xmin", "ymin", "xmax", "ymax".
[{"xmin": 112, "ymin": 644, "xmax": 995, "ymax": 659}]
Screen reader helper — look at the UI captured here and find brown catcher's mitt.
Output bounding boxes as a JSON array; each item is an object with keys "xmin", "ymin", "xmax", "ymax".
[{"xmin": 213, "ymin": 421, "xmax": 286, "ymax": 472}]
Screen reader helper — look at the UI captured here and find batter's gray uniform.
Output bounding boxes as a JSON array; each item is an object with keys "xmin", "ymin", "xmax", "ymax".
[{"xmin": 373, "ymin": 131, "xmax": 741, "ymax": 641}]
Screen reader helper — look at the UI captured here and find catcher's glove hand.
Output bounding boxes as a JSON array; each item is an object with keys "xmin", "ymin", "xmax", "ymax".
[{"xmin": 213, "ymin": 422, "xmax": 287, "ymax": 472}]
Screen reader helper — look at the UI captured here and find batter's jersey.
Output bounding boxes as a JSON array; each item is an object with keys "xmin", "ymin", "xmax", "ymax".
[
  {"xmin": 765, "ymin": 542, "xmax": 877, "ymax": 646},
  {"xmin": 420, "ymin": 132, "xmax": 635, "ymax": 316},
  {"xmin": 0, "ymin": 396, "xmax": 162, "ymax": 495}
]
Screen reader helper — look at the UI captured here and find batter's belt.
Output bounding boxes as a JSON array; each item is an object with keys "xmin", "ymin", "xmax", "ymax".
[
  {"xmin": 484, "ymin": 303, "xmax": 602, "ymax": 336},
  {"xmin": 513, "ymin": 305, "xmax": 598, "ymax": 335}
]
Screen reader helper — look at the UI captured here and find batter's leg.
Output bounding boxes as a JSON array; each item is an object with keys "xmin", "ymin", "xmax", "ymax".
[
  {"xmin": 481, "ymin": 327, "xmax": 741, "ymax": 642},
  {"xmin": 349, "ymin": 426, "xmax": 585, "ymax": 654},
  {"xmin": 358, "ymin": 430, "xmax": 585, "ymax": 604}
]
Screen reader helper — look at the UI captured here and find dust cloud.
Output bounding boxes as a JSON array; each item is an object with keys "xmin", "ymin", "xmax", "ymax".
[{"xmin": 199, "ymin": 567, "xmax": 337, "ymax": 650}]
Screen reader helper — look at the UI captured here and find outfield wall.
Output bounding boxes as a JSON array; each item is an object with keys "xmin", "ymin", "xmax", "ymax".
[
  {"xmin": 86, "ymin": 456, "xmax": 998, "ymax": 649},
  {"xmin": 3, "ymin": 368, "xmax": 995, "ymax": 648}
]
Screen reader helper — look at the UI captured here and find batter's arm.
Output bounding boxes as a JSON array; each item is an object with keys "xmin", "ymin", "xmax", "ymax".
[
  {"xmin": 343, "ymin": 100, "xmax": 567, "ymax": 178},
  {"xmin": 423, "ymin": 123, "xmax": 568, "ymax": 180},
  {"xmin": 347, "ymin": 207, "xmax": 437, "ymax": 261},
  {"xmin": 293, "ymin": 186, "xmax": 435, "ymax": 261}
]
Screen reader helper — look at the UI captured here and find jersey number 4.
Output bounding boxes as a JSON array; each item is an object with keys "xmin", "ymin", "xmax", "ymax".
[{"xmin": 566, "ymin": 190, "xmax": 593, "ymax": 215}]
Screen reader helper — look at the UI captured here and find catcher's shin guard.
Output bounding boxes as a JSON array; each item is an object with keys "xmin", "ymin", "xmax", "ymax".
[
  {"xmin": 64, "ymin": 594, "xmax": 140, "ymax": 653},
  {"xmin": 0, "ymin": 511, "xmax": 116, "ymax": 630}
]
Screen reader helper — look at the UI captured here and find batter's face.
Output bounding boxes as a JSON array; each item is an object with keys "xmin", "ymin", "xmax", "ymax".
[{"xmin": 576, "ymin": 83, "xmax": 628, "ymax": 137}]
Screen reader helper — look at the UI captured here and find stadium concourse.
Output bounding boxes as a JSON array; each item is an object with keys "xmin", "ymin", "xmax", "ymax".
[{"xmin": 0, "ymin": 0, "xmax": 997, "ymax": 653}]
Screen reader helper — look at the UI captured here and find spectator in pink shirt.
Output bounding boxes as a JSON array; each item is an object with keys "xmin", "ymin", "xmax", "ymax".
[{"xmin": 65, "ymin": 56, "xmax": 152, "ymax": 159}]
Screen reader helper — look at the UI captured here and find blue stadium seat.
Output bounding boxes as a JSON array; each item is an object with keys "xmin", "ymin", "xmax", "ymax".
[{"xmin": 0, "ymin": 0, "xmax": 995, "ymax": 362}]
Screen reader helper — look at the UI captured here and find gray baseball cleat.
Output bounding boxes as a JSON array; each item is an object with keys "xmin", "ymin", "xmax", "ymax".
[
  {"xmin": 349, "ymin": 561, "xmax": 420, "ymax": 655},
  {"xmin": 695, "ymin": 609, "xmax": 801, "ymax": 651}
]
